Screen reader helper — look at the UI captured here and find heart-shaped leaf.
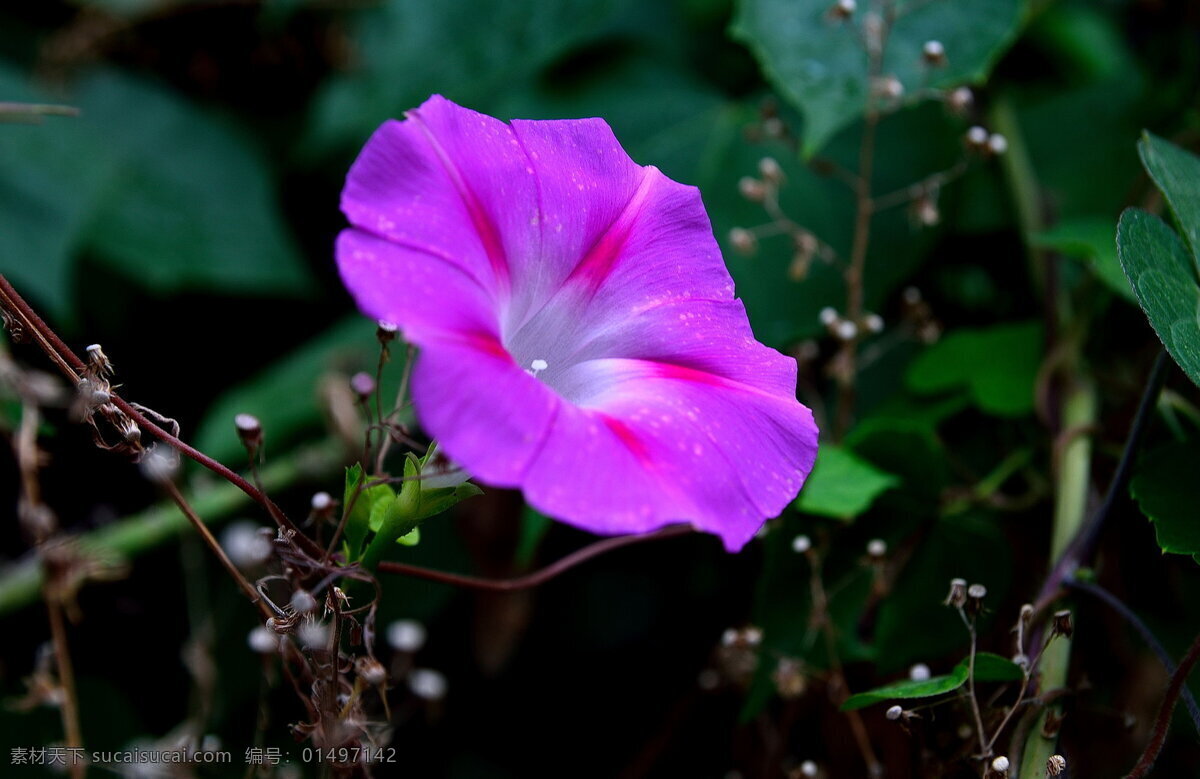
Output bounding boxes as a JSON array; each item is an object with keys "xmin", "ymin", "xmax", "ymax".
[{"xmin": 731, "ymin": 0, "xmax": 1024, "ymax": 156}]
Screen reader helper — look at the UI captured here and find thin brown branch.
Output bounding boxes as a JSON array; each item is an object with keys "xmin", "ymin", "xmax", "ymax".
[
  {"xmin": 0, "ymin": 273, "xmax": 323, "ymax": 558},
  {"xmin": 378, "ymin": 524, "xmax": 692, "ymax": 591},
  {"xmin": 161, "ymin": 481, "xmax": 270, "ymax": 616},
  {"xmin": 44, "ymin": 595, "xmax": 84, "ymax": 779},
  {"xmin": 1124, "ymin": 631, "xmax": 1200, "ymax": 779}
]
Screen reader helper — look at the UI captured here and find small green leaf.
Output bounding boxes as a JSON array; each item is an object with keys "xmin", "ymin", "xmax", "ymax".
[
  {"xmin": 794, "ymin": 445, "xmax": 898, "ymax": 520},
  {"xmin": 1138, "ymin": 132, "xmax": 1200, "ymax": 265},
  {"xmin": 1034, "ymin": 217, "xmax": 1134, "ymax": 302},
  {"xmin": 1130, "ymin": 441, "xmax": 1200, "ymax": 561},
  {"xmin": 1116, "ymin": 209, "xmax": 1200, "ymax": 389},
  {"xmin": 842, "ymin": 652, "xmax": 1022, "ymax": 710},
  {"xmin": 731, "ymin": 0, "xmax": 1024, "ymax": 155},
  {"xmin": 841, "ymin": 668, "xmax": 967, "ymax": 711},
  {"xmin": 970, "ymin": 652, "xmax": 1025, "ymax": 683},
  {"xmin": 342, "ymin": 463, "xmax": 395, "ymax": 560},
  {"xmin": 907, "ymin": 322, "xmax": 1043, "ymax": 416},
  {"xmin": 415, "ymin": 483, "xmax": 484, "ymax": 521}
]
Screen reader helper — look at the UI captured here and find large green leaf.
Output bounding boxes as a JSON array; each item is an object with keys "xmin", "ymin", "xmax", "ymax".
[
  {"xmin": 907, "ymin": 322, "xmax": 1043, "ymax": 416},
  {"xmin": 731, "ymin": 0, "xmax": 1024, "ymax": 156},
  {"xmin": 1130, "ymin": 442, "xmax": 1200, "ymax": 563},
  {"xmin": 0, "ymin": 67, "xmax": 114, "ymax": 320},
  {"xmin": 1116, "ymin": 209, "xmax": 1200, "ymax": 389},
  {"xmin": 1034, "ymin": 216, "xmax": 1134, "ymax": 302},
  {"xmin": 1139, "ymin": 132, "xmax": 1200, "ymax": 265},
  {"xmin": 75, "ymin": 71, "xmax": 312, "ymax": 297},
  {"xmin": 0, "ymin": 64, "xmax": 312, "ymax": 319},
  {"xmin": 794, "ymin": 445, "xmax": 898, "ymax": 520},
  {"xmin": 305, "ymin": 0, "xmax": 635, "ymax": 154}
]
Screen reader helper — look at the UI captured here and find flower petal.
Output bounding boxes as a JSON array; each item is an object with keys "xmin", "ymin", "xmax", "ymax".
[
  {"xmin": 525, "ymin": 357, "xmax": 817, "ymax": 550},
  {"xmin": 336, "ymin": 228, "xmax": 498, "ymax": 345},
  {"xmin": 409, "ymin": 335, "xmax": 560, "ymax": 486}
]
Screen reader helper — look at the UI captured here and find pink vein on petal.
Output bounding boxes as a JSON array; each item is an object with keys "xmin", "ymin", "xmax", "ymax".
[
  {"xmin": 564, "ymin": 169, "xmax": 656, "ymax": 293},
  {"xmin": 407, "ymin": 107, "xmax": 511, "ymax": 291}
]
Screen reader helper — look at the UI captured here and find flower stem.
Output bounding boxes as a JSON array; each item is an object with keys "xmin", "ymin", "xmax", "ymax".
[
  {"xmin": 1018, "ymin": 378, "xmax": 1096, "ymax": 778},
  {"xmin": 1124, "ymin": 631, "xmax": 1200, "ymax": 778}
]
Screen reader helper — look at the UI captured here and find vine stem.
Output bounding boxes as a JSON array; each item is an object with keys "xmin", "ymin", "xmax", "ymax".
[
  {"xmin": 377, "ymin": 525, "xmax": 692, "ymax": 591},
  {"xmin": 44, "ymin": 595, "xmax": 84, "ymax": 779},
  {"xmin": 0, "ymin": 273, "xmax": 323, "ymax": 559},
  {"xmin": 1067, "ymin": 578, "xmax": 1200, "ymax": 735},
  {"xmin": 1124, "ymin": 631, "xmax": 1200, "ymax": 778}
]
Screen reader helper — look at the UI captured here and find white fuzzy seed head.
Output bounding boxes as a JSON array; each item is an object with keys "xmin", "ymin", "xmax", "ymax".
[
  {"xmin": 297, "ymin": 620, "xmax": 329, "ymax": 650},
  {"xmin": 234, "ymin": 413, "xmax": 260, "ymax": 434},
  {"xmin": 948, "ymin": 87, "xmax": 973, "ymax": 113},
  {"xmin": 886, "ymin": 704, "xmax": 903, "ymax": 721},
  {"xmin": 909, "ymin": 663, "xmax": 931, "ymax": 682},
  {"xmin": 791, "ymin": 534, "xmax": 812, "ymax": 554},
  {"xmin": 738, "ymin": 176, "xmax": 767, "ymax": 203},
  {"xmin": 290, "ymin": 589, "xmax": 318, "ymax": 614},
  {"xmin": 729, "ymin": 227, "xmax": 757, "ymax": 256},
  {"xmin": 387, "ymin": 619, "xmax": 428, "ymax": 653},
  {"xmin": 248, "ymin": 626, "xmax": 278, "ymax": 654},
  {"xmin": 350, "ymin": 371, "xmax": 376, "ymax": 398},
  {"xmin": 758, "ymin": 156, "xmax": 783, "ymax": 184},
  {"xmin": 409, "ymin": 668, "xmax": 448, "ymax": 701},
  {"xmin": 221, "ymin": 521, "xmax": 272, "ymax": 568},
  {"xmin": 311, "ymin": 491, "xmax": 333, "ymax": 512}
]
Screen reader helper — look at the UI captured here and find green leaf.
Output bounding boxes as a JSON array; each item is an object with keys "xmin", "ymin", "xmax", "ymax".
[
  {"xmin": 841, "ymin": 670, "xmax": 967, "ymax": 711},
  {"xmin": 1139, "ymin": 132, "xmax": 1200, "ymax": 265},
  {"xmin": 305, "ymin": 0, "xmax": 635, "ymax": 155},
  {"xmin": 0, "ymin": 65, "xmax": 311, "ymax": 319},
  {"xmin": 1130, "ymin": 442, "xmax": 1200, "ymax": 561},
  {"xmin": 1034, "ymin": 217, "xmax": 1134, "ymax": 302},
  {"xmin": 342, "ymin": 463, "xmax": 395, "ymax": 560},
  {"xmin": 415, "ymin": 483, "xmax": 484, "ymax": 522},
  {"xmin": 0, "ymin": 66, "xmax": 115, "ymax": 321},
  {"xmin": 794, "ymin": 445, "xmax": 898, "ymax": 520},
  {"xmin": 907, "ymin": 322, "xmax": 1043, "ymax": 416},
  {"xmin": 842, "ymin": 652, "xmax": 1022, "ymax": 710},
  {"xmin": 1116, "ymin": 209, "xmax": 1200, "ymax": 389},
  {"xmin": 731, "ymin": 0, "xmax": 1024, "ymax": 156},
  {"xmin": 75, "ymin": 71, "xmax": 312, "ymax": 298},
  {"xmin": 972, "ymin": 651, "xmax": 1025, "ymax": 683}
]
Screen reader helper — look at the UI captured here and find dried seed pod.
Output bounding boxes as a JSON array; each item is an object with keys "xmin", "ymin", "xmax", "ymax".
[{"xmin": 944, "ymin": 578, "xmax": 968, "ymax": 608}]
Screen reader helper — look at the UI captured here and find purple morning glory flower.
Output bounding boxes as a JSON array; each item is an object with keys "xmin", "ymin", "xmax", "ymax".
[{"xmin": 336, "ymin": 95, "xmax": 818, "ymax": 551}]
